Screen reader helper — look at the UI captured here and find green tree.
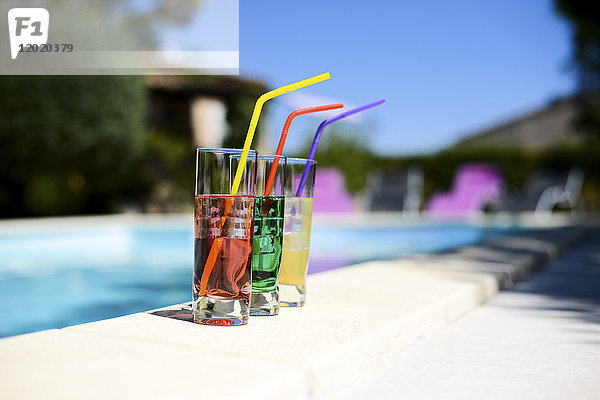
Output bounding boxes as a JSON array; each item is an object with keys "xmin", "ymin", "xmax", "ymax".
[
  {"xmin": 0, "ymin": 76, "xmax": 147, "ymax": 217},
  {"xmin": 555, "ymin": 0, "xmax": 600, "ymax": 138},
  {"xmin": 298, "ymin": 130, "xmax": 375, "ymax": 195}
]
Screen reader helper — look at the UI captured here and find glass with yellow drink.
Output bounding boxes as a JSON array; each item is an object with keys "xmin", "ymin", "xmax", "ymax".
[{"xmin": 279, "ymin": 158, "xmax": 316, "ymax": 307}]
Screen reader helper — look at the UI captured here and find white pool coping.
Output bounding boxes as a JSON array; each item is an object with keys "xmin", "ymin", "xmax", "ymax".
[{"xmin": 0, "ymin": 221, "xmax": 595, "ymax": 399}]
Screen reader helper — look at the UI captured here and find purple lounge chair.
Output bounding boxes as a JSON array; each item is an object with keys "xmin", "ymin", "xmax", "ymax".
[
  {"xmin": 312, "ymin": 168, "xmax": 355, "ymax": 213},
  {"xmin": 426, "ymin": 163, "xmax": 503, "ymax": 217}
]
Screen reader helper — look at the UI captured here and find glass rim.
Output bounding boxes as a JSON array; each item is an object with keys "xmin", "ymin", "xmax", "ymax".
[
  {"xmin": 196, "ymin": 147, "xmax": 258, "ymax": 155},
  {"xmin": 258, "ymin": 154, "xmax": 286, "ymax": 161},
  {"xmin": 195, "ymin": 193, "xmax": 256, "ymax": 197},
  {"xmin": 286, "ymin": 157, "xmax": 317, "ymax": 165}
]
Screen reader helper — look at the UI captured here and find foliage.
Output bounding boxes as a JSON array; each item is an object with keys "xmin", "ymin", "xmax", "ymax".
[
  {"xmin": 555, "ymin": 0, "xmax": 600, "ymax": 137},
  {"xmin": 297, "ymin": 129, "xmax": 376, "ymax": 195},
  {"xmin": 142, "ymin": 130, "xmax": 195, "ymax": 212},
  {"xmin": 0, "ymin": 76, "xmax": 148, "ymax": 217}
]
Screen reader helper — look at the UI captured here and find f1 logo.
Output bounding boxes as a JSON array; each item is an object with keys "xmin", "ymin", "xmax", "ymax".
[{"xmin": 7, "ymin": 8, "xmax": 49, "ymax": 60}]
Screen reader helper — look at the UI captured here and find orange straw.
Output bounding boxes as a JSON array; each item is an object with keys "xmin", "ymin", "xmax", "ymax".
[{"xmin": 263, "ymin": 103, "xmax": 343, "ymax": 196}]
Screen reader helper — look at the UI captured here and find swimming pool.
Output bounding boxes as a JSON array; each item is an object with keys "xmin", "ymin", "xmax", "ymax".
[{"xmin": 0, "ymin": 216, "xmax": 513, "ymax": 338}]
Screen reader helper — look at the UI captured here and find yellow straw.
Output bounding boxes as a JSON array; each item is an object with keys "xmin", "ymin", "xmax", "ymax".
[
  {"xmin": 198, "ymin": 72, "xmax": 331, "ymax": 297},
  {"xmin": 230, "ymin": 72, "xmax": 331, "ymax": 194}
]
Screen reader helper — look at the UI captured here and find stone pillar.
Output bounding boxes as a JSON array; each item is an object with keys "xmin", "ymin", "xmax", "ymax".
[{"xmin": 190, "ymin": 96, "xmax": 227, "ymax": 148}]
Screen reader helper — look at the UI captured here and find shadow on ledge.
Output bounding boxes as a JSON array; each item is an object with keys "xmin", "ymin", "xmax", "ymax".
[{"xmin": 149, "ymin": 303, "xmax": 194, "ymax": 323}]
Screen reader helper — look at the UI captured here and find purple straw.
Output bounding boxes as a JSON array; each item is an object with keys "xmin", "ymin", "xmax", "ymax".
[{"xmin": 295, "ymin": 99, "xmax": 386, "ymax": 197}]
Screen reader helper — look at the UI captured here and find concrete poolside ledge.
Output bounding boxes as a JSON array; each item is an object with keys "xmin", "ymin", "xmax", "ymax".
[{"xmin": 0, "ymin": 224, "xmax": 598, "ymax": 399}]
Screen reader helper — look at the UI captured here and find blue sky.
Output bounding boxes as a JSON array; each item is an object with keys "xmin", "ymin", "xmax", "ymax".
[{"xmin": 238, "ymin": 0, "xmax": 575, "ymax": 156}]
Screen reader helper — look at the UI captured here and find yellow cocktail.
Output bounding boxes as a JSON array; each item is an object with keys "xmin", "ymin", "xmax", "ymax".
[{"xmin": 279, "ymin": 197, "xmax": 313, "ymax": 306}]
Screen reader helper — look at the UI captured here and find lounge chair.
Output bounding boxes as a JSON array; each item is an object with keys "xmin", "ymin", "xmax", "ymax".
[
  {"xmin": 496, "ymin": 167, "xmax": 584, "ymax": 215},
  {"xmin": 312, "ymin": 168, "xmax": 355, "ymax": 213},
  {"xmin": 426, "ymin": 163, "xmax": 504, "ymax": 217},
  {"xmin": 365, "ymin": 166, "xmax": 423, "ymax": 213}
]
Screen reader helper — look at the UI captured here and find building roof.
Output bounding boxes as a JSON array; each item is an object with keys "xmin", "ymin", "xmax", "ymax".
[
  {"xmin": 456, "ymin": 98, "xmax": 584, "ymax": 150},
  {"xmin": 146, "ymin": 75, "xmax": 267, "ymax": 98}
]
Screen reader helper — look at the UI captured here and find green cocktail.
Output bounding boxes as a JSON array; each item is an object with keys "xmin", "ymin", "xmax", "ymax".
[
  {"xmin": 250, "ymin": 154, "xmax": 287, "ymax": 316},
  {"xmin": 252, "ymin": 195, "xmax": 285, "ymax": 293}
]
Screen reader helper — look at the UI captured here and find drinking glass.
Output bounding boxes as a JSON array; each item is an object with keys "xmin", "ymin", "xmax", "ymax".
[
  {"xmin": 250, "ymin": 155, "xmax": 287, "ymax": 315},
  {"xmin": 279, "ymin": 158, "xmax": 317, "ymax": 307},
  {"xmin": 193, "ymin": 148, "xmax": 257, "ymax": 326}
]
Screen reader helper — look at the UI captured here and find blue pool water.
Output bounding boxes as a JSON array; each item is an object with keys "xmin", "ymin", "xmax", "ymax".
[{"xmin": 0, "ymin": 219, "xmax": 513, "ymax": 338}]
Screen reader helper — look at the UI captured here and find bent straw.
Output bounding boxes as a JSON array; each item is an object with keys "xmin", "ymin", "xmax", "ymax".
[
  {"xmin": 295, "ymin": 99, "xmax": 386, "ymax": 197},
  {"xmin": 198, "ymin": 72, "xmax": 332, "ymax": 297},
  {"xmin": 231, "ymin": 72, "xmax": 331, "ymax": 194},
  {"xmin": 263, "ymin": 103, "xmax": 344, "ymax": 196}
]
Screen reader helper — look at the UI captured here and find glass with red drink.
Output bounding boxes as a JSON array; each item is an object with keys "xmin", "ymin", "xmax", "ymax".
[{"xmin": 193, "ymin": 148, "xmax": 257, "ymax": 326}]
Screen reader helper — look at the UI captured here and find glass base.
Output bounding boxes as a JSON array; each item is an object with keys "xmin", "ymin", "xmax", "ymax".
[
  {"xmin": 193, "ymin": 296, "xmax": 249, "ymax": 326},
  {"xmin": 250, "ymin": 290, "xmax": 280, "ymax": 316},
  {"xmin": 279, "ymin": 284, "xmax": 306, "ymax": 307}
]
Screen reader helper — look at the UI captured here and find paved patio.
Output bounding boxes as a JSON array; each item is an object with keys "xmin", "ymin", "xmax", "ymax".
[{"xmin": 318, "ymin": 229, "xmax": 600, "ymax": 399}]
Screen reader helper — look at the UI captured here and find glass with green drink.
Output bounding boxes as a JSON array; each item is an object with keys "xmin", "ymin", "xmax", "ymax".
[{"xmin": 250, "ymin": 154, "xmax": 287, "ymax": 316}]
